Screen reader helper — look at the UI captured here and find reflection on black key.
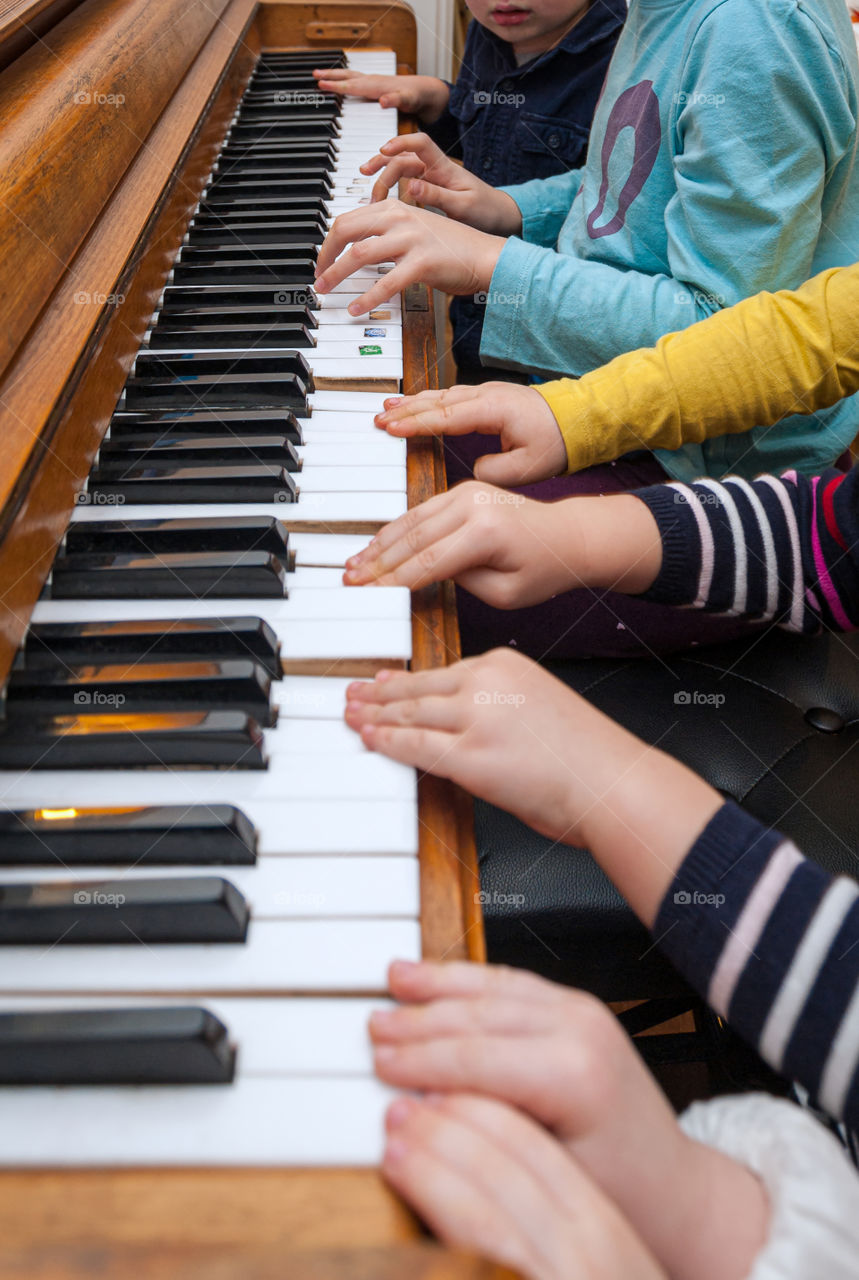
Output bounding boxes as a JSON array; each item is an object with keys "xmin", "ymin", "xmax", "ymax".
[
  {"xmin": 65, "ymin": 516, "xmax": 290, "ymax": 565},
  {"xmin": 160, "ymin": 285, "xmax": 317, "ymax": 314},
  {"xmin": 98, "ymin": 435, "xmax": 301, "ymax": 469},
  {"xmin": 0, "ymin": 710, "xmax": 267, "ymax": 769},
  {"xmin": 0, "ymin": 1007, "xmax": 236, "ymax": 1084},
  {"xmin": 7, "ymin": 659, "xmax": 276, "ymax": 724},
  {"xmin": 25, "ymin": 618, "xmax": 282, "ymax": 678},
  {"xmin": 149, "ymin": 324, "xmax": 313, "ymax": 350},
  {"xmin": 188, "ymin": 221, "xmax": 325, "ymax": 246},
  {"xmin": 0, "ymin": 805, "xmax": 258, "ymax": 865},
  {"xmin": 50, "ymin": 549, "xmax": 288, "ymax": 600},
  {"xmin": 179, "ymin": 240, "xmax": 323, "ymax": 261},
  {"xmin": 206, "ymin": 178, "xmax": 331, "ymax": 201},
  {"xmin": 0, "ymin": 876, "xmax": 249, "ymax": 944},
  {"xmin": 171, "ymin": 264, "xmax": 316, "ymax": 288},
  {"xmin": 135, "ymin": 349, "xmax": 313, "ymax": 384},
  {"xmin": 109, "ymin": 409, "xmax": 305, "ymax": 442},
  {"xmin": 86, "ymin": 463, "xmax": 298, "ymax": 503},
  {"xmin": 123, "ymin": 373, "xmax": 307, "ymax": 412}
]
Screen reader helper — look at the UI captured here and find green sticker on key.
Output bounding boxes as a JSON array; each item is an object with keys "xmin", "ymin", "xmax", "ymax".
[{"xmin": 358, "ymin": 344, "xmax": 383, "ymax": 356}]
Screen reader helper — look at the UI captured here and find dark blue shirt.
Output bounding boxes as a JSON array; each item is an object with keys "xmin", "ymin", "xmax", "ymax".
[{"xmin": 425, "ymin": 0, "xmax": 626, "ymax": 375}]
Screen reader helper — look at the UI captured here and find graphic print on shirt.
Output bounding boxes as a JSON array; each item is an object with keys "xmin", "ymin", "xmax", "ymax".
[{"xmin": 586, "ymin": 80, "xmax": 661, "ymax": 239}]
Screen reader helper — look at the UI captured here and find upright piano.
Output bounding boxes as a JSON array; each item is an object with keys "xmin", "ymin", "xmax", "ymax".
[{"xmin": 0, "ymin": 1, "xmax": 491, "ymax": 1274}]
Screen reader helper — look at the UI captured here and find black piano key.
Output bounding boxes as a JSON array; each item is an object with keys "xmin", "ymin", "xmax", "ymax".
[
  {"xmin": 0, "ymin": 1007, "xmax": 236, "ymax": 1084},
  {"xmin": 122, "ymin": 373, "xmax": 308, "ymax": 412},
  {"xmin": 0, "ymin": 710, "xmax": 266, "ymax": 770},
  {"xmin": 65, "ymin": 517, "xmax": 290, "ymax": 564},
  {"xmin": 187, "ymin": 221, "xmax": 325, "ymax": 246},
  {"xmin": 206, "ymin": 178, "xmax": 332, "ymax": 201},
  {"xmin": 257, "ymin": 50, "xmax": 345, "ymax": 67},
  {"xmin": 0, "ymin": 805, "xmax": 258, "ymax": 866},
  {"xmin": 109, "ymin": 409, "xmax": 305, "ymax": 442},
  {"xmin": 134, "ymin": 348, "xmax": 313, "ymax": 384},
  {"xmin": 49, "ymin": 549, "xmax": 288, "ymax": 600},
  {"xmin": 99, "ymin": 435, "xmax": 301, "ymax": 469},
  {"xmin": 25, "ymin": 618, "xmax": 282, "ymax": 678},
  {"xmin": 6, "ymin": 658, "xmax": 276, "ymax": 723},
  {"xmin": 160, "ymin": 286, "xmax": 317, "ymax": 315},
  {"xmin": 148, "ymin": 323, "xmax": 314, "ymax": 350},
  {"xmin": 179, "ymin": 240, "xmax": 323, "ymax": 259},
  {"xmin": 171, "ymin": 263, "xmax": 316, "ymax": 288},
  {"xmin": 0, "ymin": 876, "xmax": 249, "ymax": 944},
  {"xmin": 216, "ymin": 143, "xmax": 336, "ymax": 161}
]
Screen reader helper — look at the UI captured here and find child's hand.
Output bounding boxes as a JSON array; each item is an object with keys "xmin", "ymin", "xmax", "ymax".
[
  {"xmin": 359, "ymin": 133, "xmax": 523, "ymax": 234},
  {"xmin": 374, "ymin": 962, "xmax": 769, "ymax": 1280},
  {"xmin": 374, "ymin": 382, "xmax": 567, "ymax": 484},
  {"xmin": 345, "ymin": 648, "xmax": 619, "ymax": 844},
  {"xmin": 315, "ymin": 201, "xmax": 506, "ymax": 315},
  {"xmin": 311, "ymin": 69, "xmax": 449, "ymax": 122},
  {"xmin": 382, "ymin": 1089, "xmax": 668, "ymax": 1280},
  {"xmin": 345, "ymin": 649, "xmax": 723, "ymax": 925},
  {"xmin": 343, "ymin": 481, "xmax": 588, "ymax": 606}
]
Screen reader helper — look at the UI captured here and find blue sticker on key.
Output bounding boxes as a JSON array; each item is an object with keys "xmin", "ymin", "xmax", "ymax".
[{"xmin": 363, "ymin": 327, "xmax": 387, "ymax": 338}]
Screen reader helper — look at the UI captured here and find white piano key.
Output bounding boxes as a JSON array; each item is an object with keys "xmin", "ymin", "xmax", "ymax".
[
  {"xmin": 0, "ymin": 1076, "xmax": 395, "ymax": 1165},
  {"xmin": 75, "ymin": 493, "xmax": 409, "ymax": 525},
  {"xmin": 0, "ymin": 857, "xmax": 420, "ymax": 920},
  {"xmin": 0, "ymin": 917, "xmax": 422, "ymax": 994},
  {"xmin": 298, "ymin": 465, "xmax": 404, "ymax": 493},
  {"xmin": 33, "ymin": 586, "xmax": 409, "ymax": 625},
  {"xmin": 264, "ymin": 717, "xmax": 365, "ymax": 755},
  {"xmin": 297, "ymin": 439, "xmax": 406, "ymax": 466},
  {"xmin": 275, "ymin": 675, "xmax": 352, "ymax": 715},
  {"xmin": 0, "ymin": 751, "xmax": 416, "ymax": 806},
  {"xmin": 289, "ymin": 534, "xmax": 372, "ymax": 567}
]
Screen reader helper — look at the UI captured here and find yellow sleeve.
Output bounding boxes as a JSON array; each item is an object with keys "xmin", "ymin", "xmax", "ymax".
[{"xmin": 535, "ymin": 262, "xmax": 859, "ymax": 475}]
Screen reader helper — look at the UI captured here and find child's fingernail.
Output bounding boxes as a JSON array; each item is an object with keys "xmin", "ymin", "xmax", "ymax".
[
  {"xmin": 389, "ymin": 958, "xmax": 419, "ymax": 979},
  {"xmin": 385, "ymin": 396, "xmax": 404, "ymax": 407},
  {"xmin": 384, "ymin": 1136, "xmax": 408, "ymax": 1164},
  {"xmin": 369, "ymin": 1008, "xmax": 396, "ymax": 1032},
  {"xmin": 386, "ymin": 1097, "xmax": 416, "ymax": 1130},
  {"xmin": 375, "ymin": 668, "xmax": 395, "ymax": 683},
  {"xmin": 348, "ymin": 302, "xmax": 361, "ymax": 316}
]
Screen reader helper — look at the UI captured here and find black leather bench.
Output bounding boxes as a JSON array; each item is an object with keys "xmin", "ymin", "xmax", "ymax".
[{"xmin": 477, "ymin": 628, "xmax": 859, "ymax": 1002}]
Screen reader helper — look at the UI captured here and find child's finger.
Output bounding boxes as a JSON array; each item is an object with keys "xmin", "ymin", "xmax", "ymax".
[
  {"xmin": 369, "ymin": 994, "xmax": 554, "ymax": 1043},
  {"xmin": 371, "ymin": 157, "xmax": 428, "ymax": 203},
  {"xmin": 381, "ymin": 1104, "xmax": 531, "ymax": 1272},
  {"xmin": 374, "ymin": 1033, "xmax": 572, "ymax": 1116},
  {"xmin": 474, "ymin": 444, "xmax": 552, "ymax": 486},
  {"xmin": 345, "ymin": 665, "xmax": 462, "ymax": 704},
  {"xmin": 357, "ymin": 722, "xmax": 458, "ymax": 771},
  {"xmin": 385, "ymin": 1095, "xmax": 575, "ymax": 1264},
  {"xmin": 343, "ymin": 263, "xmax": 414, "ymax": 317},
  {"xmin": 345, "ymin": 692, "xmax": 465, "ymax": 734},
  {"xmin": 345, "ymin": 522, "xmax": 484, "ymax": 588},
  {"xmin": 385, "ymin": 958, "xmax": 565, "ymax": 1005}
]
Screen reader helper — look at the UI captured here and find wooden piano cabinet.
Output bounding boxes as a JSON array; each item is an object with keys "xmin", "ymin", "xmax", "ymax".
[{"xmin": 0, "ymin": 0, "xmax": 491, "ymax": 1274}]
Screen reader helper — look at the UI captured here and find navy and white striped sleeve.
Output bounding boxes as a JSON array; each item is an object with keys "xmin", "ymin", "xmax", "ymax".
[
  {"xmin": 632, "ymin": 465, "xmax": 859, "ymax": 633},
  {"xmin": 655, "ymin": 802, "xmax": 859, "ymax": 1132}
]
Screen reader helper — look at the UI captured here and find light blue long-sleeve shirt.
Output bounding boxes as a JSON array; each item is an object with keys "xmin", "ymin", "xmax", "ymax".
[{"xmin": 483, "ymin": 0, "xmax": 859, "ymax": 482}]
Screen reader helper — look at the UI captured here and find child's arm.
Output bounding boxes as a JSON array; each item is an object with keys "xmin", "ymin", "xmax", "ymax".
[
  {"xmin": 311, "ymin": 68, "xmax": 450, "ymax": 123},
  {"xmin": 478, "ymin": 3, "xmax": 856, "ymax": 378},
  {"xmin": 373, "ymin": 262, "xmax": 859, "ymax": 483},
  {"xmin": 374, "ymin": 962, "xmax": 859, "ymax": 1280},
  {"xmin": 345, "ymin": 465, "xmax": 859, "ymax": 637},
  {"xmin": 345, "ymin": 650, "xmax": 859, "ymax": 1134}
]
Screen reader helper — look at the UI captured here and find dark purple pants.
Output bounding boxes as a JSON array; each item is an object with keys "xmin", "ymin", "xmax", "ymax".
[{"xmin": 443, "ymin": 432, "xmax": 769, "ymax": 661}]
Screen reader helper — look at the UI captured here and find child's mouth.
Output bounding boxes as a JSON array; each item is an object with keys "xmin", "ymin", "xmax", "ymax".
[{"xmin": 492, "ymin": 5, "xmax": 532, "ymax": 25}]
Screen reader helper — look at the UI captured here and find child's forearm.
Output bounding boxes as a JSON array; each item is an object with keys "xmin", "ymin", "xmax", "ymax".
[
  {"xmin": 537, "ymin": 262, "xmax": 859, "ymax": 475},
  {"xmin": 572, "ymin": 716, "xmax": 724, "ymax": 928}
]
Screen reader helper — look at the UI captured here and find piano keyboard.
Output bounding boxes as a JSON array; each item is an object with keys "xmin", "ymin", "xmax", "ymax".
[{"xmin": 0, "ymin": 48, "xmax": 421, "ymax": 1166}]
